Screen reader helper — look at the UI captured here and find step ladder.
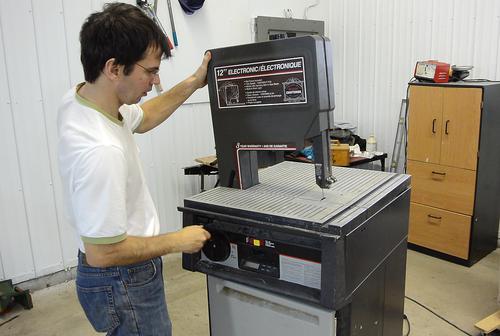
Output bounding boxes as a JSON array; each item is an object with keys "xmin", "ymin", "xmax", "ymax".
[{"xmin": 390, "ymin": 98, "xmax": 408, "ymax": 173}]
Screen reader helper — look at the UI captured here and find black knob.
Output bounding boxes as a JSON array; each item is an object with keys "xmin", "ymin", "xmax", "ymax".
[{"xmin": 202, "ymin": 231, "xmax": 231, "ymax": 262}]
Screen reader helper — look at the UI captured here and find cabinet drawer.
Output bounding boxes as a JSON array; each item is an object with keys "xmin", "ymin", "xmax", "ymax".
[
  {"xmin": 408, "ymin": 202, "xmax": 471, "ymax": 259},
  {"xmin": 407, "ymin": 160, "xmax": 476, "ymax": 215}
]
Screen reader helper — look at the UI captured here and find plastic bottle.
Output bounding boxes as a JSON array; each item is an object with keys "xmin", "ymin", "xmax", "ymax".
[{"xmin": 366, "ymin": 135, "xmax": 377, "ymax": 153}]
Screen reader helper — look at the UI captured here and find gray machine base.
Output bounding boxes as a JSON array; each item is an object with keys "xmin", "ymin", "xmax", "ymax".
[{"xmin": 207, "ymin": 275, "xmax": 336, "ymax": 336}]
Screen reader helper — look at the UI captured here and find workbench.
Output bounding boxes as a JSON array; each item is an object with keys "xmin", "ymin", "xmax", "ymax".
[
  {"xmin": 284, "ymin": 152, "xmax": 388, "ymax": 171},
  {"xmin": 184, "ymin": 152, "xmax": 388, "ymax": 193}
]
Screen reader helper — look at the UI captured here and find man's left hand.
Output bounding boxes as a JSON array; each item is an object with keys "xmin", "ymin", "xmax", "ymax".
[{"xmin": 193, "ymin": 51, "xmax": 211, "ymax": 89}]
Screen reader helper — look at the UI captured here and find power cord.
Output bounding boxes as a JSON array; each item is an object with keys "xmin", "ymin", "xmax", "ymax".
[
  {"xmin": 403, "ymin": 313, "xmax": 410, "ymax": 336},
  {"xmin": 404, "ymin": 296, "xmax": 475, "ymax": 336},
  {"xmin": 303, "ymin": 0, "xmax": 320, "ymax": 19}
]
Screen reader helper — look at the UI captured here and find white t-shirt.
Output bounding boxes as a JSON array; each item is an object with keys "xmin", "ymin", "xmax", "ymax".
[{"xmin": 57, "ymin": 83, "xmax": 160, "ymax": 252}]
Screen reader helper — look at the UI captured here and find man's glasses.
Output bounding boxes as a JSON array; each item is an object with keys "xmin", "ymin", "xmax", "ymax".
[{"xmin": 135, "ymin": 63, "xmax": 160, "ymax": 77}]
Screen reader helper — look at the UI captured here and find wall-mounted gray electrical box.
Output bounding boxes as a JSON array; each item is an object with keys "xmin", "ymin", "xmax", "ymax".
[{"xmin": 254, "ymin": 16, "xmax": 324, "ymax": 42}]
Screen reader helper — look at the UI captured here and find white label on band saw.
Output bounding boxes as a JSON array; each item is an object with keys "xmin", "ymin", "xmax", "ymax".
[
  {"xmin": 214, "ymin": 57, "xmax": 307, "ymax": 109},
  {"xmin": 279, "ymin": 255, "xmax": 321, "ymax": 289}
]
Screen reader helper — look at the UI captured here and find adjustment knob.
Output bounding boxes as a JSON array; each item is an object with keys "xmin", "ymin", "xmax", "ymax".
[{"xmin": 202, "ymin": 231, "xmax": 231, "ymax": 262}]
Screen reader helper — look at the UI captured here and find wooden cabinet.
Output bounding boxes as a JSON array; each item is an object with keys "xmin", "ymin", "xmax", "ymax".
[
  {"xmin": 407, "ymin": 86, "xmax": 482, "ymax": 169},
  {"xmin": 406, "ymin": 82, "xmax": 500, "ymax": 266}
]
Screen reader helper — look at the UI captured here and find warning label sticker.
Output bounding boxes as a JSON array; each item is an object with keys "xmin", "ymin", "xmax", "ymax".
[
  {"xmin": 214, "ymin": 57, "xmax": 307, "ymax": 109},
  {"xmin": 279, "ymin": 254, "xmax": 321, "ymax": 290}
]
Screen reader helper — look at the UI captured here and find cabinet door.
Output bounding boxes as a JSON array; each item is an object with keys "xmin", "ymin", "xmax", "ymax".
[
  {"xmin": 408, "ymin": 86, "xmax": 443, "ymax": 164},
  {"xmin": 441, "ymin": 88, "xmax": 482, "ymax": 170}
]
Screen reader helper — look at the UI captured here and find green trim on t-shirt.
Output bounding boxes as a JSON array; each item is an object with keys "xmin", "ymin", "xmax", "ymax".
[
  {"xmin": 134, "ymin": 108, "xmax": 145, "ymax": 134},
  {"xmin": 81, "ymin": 233, "xmax": 127, "ymax": 245},
  {"xmin": 75, "ymin": 82, "xmax": 124, "ymax": 126}
]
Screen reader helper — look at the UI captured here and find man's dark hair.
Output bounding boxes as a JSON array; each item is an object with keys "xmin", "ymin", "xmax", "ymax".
[{"xmin": 80, "ymin": 2, "xmax": 171, "ymax": 82}]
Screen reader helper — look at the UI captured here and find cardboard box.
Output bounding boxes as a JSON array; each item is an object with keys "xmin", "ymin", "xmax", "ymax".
[{"xmin": 331, "ymin": 140, "xmax": 350, "ymax": 166}]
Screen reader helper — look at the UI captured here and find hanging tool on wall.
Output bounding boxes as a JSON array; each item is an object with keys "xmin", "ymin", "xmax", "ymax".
[
  {"xmin": 166, "ymin": 0, "xmax": 178, "ymax": 47},
  {"xmin": 136, "ymin": 0, "xmax": 174, "ymax": 50},
  {"xmin": 178, "ymin": 0, "xmax": 205, "ymax": 15},
  {"xmin": 136, "ymin": 0, "xmax": 174, "ymax": 95}
]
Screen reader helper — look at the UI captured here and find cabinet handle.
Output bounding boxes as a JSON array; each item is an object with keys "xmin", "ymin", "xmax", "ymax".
[
  {"xmin": 445, "ymin": 120, "xmax": 450, "ymax": 135},
  {"xmin": 431, "ymin": 171, "xmax": 446, "ymax": 176},
  {"xmin": 427, "ymin": 214, "xmax": 442, "ymax": 221},
  {"xmin": 432, "ymin": 119, "xmax": 437, "ymax": 134}
]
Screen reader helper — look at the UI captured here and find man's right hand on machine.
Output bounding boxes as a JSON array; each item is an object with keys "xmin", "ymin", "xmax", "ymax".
[{"xmin": 173, "ymin": 225, "xmax": 211, "ymax": 253}]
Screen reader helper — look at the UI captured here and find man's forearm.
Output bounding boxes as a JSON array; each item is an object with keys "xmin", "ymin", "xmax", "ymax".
[
  {"xmin": 84, "ymin": 232, "xmax": 184, "ymax": 267},
  {"xmin": 137, "ymin": 76, "xmax": 199, "ymax": 133}
]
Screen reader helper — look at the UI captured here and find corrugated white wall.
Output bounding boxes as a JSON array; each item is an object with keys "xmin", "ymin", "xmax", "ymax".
[
  {"xmin": 329, "ymin": 0, "xmax": 500, "ymax": 158},
  {"xmin": 329, "ymin": 0, "xmax": 500, "ymax": 246},
  {"xmin": 0, "ymin": 0, "xmax": 331, "ymax": 283},
  {"xmin": 0, "ymin": 0, "xmax": 218, "ymax": 283},
  {"xmin": 1, "ymin": 0, "xmax": 499, "ymax": 283}
]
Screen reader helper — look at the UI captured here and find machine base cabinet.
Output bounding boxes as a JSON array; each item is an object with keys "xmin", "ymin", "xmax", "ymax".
[
  {"xmin": 208, "ymin": 276, "xmax": 336, "ymax": 336},
  {"xmin": 207, "ymin": 237, "xmax": 407, "ymax": 336},
  {"xmin": 407, "ymin": 82, "xmax": 500, "ymax": 265},
  {"xmin": 181, "ymin": 163, "xmax": 411, "ymax": 335}
]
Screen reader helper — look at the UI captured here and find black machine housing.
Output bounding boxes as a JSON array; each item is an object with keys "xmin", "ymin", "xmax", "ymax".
[
  {"xmin": 181, "ymin": 36, "xmax": 411, "ymax": 336},
  {"xmin": 206, "ymin": 35, "xmax": 335, "ymax": 189},
  {"xmin": 180, "ymin": 167, "xmax": 410, "ymax": 336}
]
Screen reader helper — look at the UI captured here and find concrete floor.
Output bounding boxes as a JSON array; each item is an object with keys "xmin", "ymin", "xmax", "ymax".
[{"xmin": 0, "ymin": 249, "xmax": 498, "ymax": 336}]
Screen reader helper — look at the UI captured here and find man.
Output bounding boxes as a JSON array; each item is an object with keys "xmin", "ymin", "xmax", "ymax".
[{"xmin": 57, "ymin": 3, "xmax": 211, "ymax": 335}]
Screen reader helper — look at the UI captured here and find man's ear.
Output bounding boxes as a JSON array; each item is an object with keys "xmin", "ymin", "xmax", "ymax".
[{"xmin": 102, "ymin": 58, "xmax": 121, "ymax": 80}]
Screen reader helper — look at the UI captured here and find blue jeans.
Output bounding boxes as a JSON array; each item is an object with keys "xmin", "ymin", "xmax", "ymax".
[{"xmin": 76, "ymin": 251, "xmax": 172, "ymax": 335}]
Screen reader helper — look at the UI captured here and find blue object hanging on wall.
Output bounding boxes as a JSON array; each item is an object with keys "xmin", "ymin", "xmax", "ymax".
[{"xmin": 178, "ymin": 0, "xmax": 205, "ymax": 15}]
